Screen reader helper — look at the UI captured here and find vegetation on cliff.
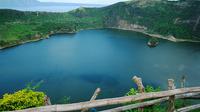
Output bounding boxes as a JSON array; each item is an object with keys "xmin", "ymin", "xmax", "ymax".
[
  {"xmin": 0, "ymin": 8, "xmax": 103, "ymax": 48},
  {"xmin": 0, "ymin": 0, "xmax": 199, "ymax": 48},
  {"xmin": 103, "ymin": 0, "xmax": 200, "ymax": 40}
]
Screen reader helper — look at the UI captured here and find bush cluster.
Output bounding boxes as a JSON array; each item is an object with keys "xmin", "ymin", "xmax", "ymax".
[
  {"xmin": 126, "ymin": 85, "xmax": 165, "ymax": 112},
  {"xmin": 0, "ymin": 89, "xmax": 45, "ymax": 111}
]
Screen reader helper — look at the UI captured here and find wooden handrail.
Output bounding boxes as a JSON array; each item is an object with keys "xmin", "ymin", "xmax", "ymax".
[
  {"xmin": 14, "ymin": 87, "xmax": 200, "ymax": 112},
  {"xmin": 176, "ymin": 104, "xmax": 200, "ymax": 112},
  {"xmin": 100, "ymin": 93, "xmax": 200, "ymax": 112},
  {"xmin": 101, "ymin": 97, "xmax": 167, "ymax": 112}
]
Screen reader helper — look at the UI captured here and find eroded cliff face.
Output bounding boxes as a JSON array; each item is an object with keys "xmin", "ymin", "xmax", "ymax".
[
  {"xmin": 114, "ymin": 20, "xmax": 147, "ymax": 31},
  {"xmin": 103, "ymin": 0, "xmax": 200, "ymax": 40},
  {"xmin": 174, "ymin": 0, "xmax": 200, "ymax": 38}
]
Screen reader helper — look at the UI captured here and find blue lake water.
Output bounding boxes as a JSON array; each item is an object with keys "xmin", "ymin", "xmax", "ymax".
[{"xmin": 0, "ymin": 29, "xmax": 200, "ymax": 103}]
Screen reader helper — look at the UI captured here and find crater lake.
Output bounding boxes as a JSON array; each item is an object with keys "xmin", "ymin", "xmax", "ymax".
[{"xmin": 0, "ymin": 29, "xmax": 200, "ymax": 103}]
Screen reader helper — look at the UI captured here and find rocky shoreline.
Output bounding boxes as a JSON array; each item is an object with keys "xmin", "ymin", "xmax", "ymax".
[
  {"xmin": 108, "ymin": 27, "xmax": 200, "ymax": 43},
  {"xmin": 0, "ymin": 37, "xmax": 48, "ymax": 50},
  {"xmin": 106, "ymin": 20, "xmax": 200, "ymax": 43}
]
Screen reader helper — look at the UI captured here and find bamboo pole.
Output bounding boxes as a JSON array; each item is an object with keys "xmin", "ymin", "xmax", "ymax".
[
  {"xmin": 100, "ymin": 93, "xmax": 200, "ymax": 112},
  {"xmin": 101, "ymin": 97, "xmax": 167, "ymax": 112},
  {"xmin": 182, "ymin": 95, "xmax": 200, "ymax": 99},
  {"xmin": 90, "ymin": 88, "xmax": 101, "ymax": 101},
  {"xmin": 176, "ymin": 104, "xmax": 200, "ymax": 112},
  {"xmin": 81, "ymin": 88, "xmax": 101, "ymax": 112},
  {"xmin": 14, "ymin": 87, "xmax": 200, "ymax": 112},
  {"xmin": 168, "ymin": 79, "xmax": 176, "ymax": 112}
]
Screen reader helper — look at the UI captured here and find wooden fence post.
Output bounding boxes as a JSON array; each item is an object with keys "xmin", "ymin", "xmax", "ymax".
[
  {"xmin": 133, "ymin": 76, "xmax": 145, "ymax": 112},
  {"xmin": 44, "ymin": 96, "xmax": 51, "ymax": 106},
  {"xmin": 81, "ymin": 88, "xmax": 101, "ymax": 112},
  {"xmin": 168, "ymin": 79, "xmax": 176, "ymax": 112},
  {"xmin": 181, "ymin": 75, "xmax": 186, "ymax": 106},
  {"xmin": 181, "ymin": 75, "xmax": 186, "ymax": 88},
  {"xmin": 132, "ymin": 76, "xmax": 145, "ymax": 93}
]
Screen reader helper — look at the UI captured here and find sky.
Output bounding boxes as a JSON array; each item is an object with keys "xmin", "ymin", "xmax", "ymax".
[{"xmin": 39, "ymin": 0, "xmax": 128, "ymax": 5}]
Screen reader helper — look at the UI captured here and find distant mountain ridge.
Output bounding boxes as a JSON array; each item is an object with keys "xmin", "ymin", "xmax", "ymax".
[
  {"xmin": 0, "ymin": 0, "xmax": 39, "ymax": 7},
  {"xmin": 0, "ymin": 0, "xmax": 101, "ymax": 7}
]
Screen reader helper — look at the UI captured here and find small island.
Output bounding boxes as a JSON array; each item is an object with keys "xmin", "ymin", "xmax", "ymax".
[{"xmin": 147, "ymin": 38, "xmax": 159, "ymax": 47}]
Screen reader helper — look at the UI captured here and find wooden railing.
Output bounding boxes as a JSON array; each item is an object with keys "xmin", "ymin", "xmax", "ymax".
[{"xmin": 14, "ymin": 76, "xmax": 200, "ymax": 112}]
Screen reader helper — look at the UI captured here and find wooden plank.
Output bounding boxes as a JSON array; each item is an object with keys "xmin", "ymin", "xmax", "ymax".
[
  {"xmin": 100, "ymin": 93, "xmax": 200, "ymax": 112},
  {"xmin": 168, "ymin": 79, "xmax": 176, "ymax": 112},
  {"xmin": 14, "ymin": 87, "xmax": 200, "ymax": 112},
  {"xmin": 176, "ymin": 104, "xmax": 200, "ymax": 112}
]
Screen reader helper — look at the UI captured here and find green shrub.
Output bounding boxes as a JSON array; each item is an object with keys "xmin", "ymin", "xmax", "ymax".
[
  {"xmin": 0, "ymin": 89, "xmax": 45, "ymax": 111},
  {"xmin": 125, "ymin": 85, "xmax": 165, "ymax": 112},
  {"xmin": 126, "ymin": 85, "xmax": 160, "ymax": 96},
  {"xmin": 0, "ymin": 40, "xmax": 7, "ymax": 46}
]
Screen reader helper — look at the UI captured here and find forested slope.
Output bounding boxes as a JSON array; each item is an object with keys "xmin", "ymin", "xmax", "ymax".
[{"xmin": 0, "ymin": 0, "xmax": 199, "ymax": 49}]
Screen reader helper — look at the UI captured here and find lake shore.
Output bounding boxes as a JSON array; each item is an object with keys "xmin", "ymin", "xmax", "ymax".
[
  {"xmin": 1, "ymin": 28, "xmax": 200, "ymax": 50},
  {"xmin": 108, "ymin": 27, "xmax": 200, "ymax": 43},
  {"xmin": 0, "ymin": 27, "xmax": 104, "ymax": 50},
  {"xmin": 0, "ymin": 31, "xmax": 76, "ymax": 50},
  {"xmin": 0, "ymin": 37, "xmax": 48, "ymax": 50}
]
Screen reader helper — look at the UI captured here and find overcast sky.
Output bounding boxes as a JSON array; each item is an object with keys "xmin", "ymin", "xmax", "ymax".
[{"xmin": 39, "ymin": 0, "xmax": 128, "ymax": 5}]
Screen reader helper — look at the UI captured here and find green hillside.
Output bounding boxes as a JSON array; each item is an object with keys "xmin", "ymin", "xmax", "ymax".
[
  {"xmin": 0, "ymin": 8, "xmax": 103, "ymax": 48},
  {"xmin": 0, "ymin": 0, "xmax": 199, "ymax": 49},
  {"xmin": 103, "ymin": 0, "xmax": 200, "ymax": 39}
]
